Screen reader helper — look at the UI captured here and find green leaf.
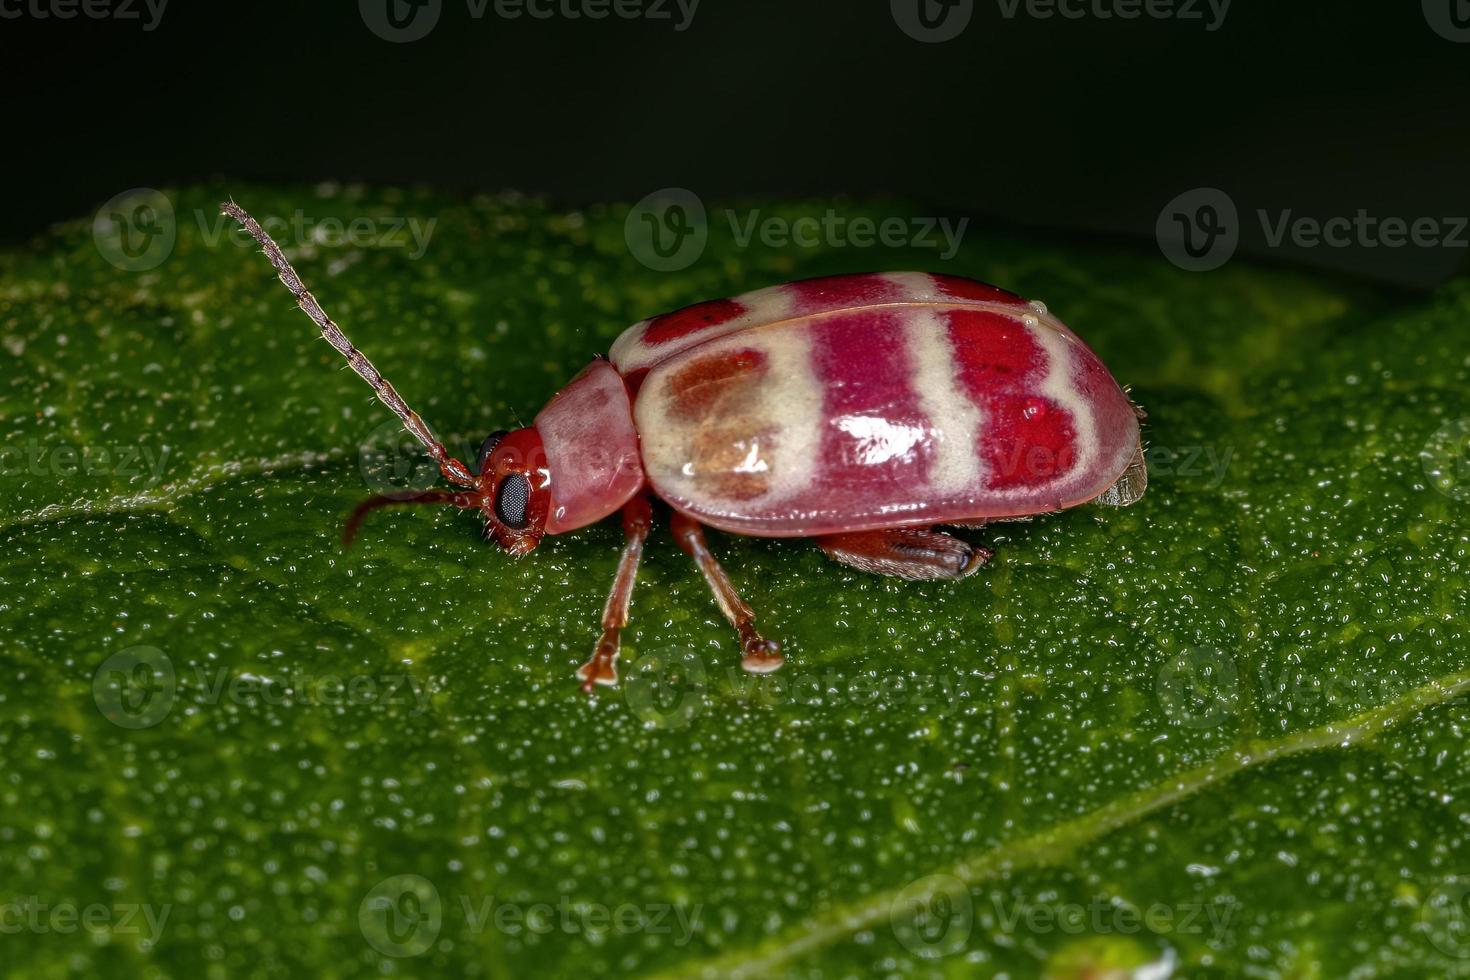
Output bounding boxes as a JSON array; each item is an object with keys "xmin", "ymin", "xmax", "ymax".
[{"xmin": 4, "ymin": 185, "xmax": 1470, "ymax": 978}]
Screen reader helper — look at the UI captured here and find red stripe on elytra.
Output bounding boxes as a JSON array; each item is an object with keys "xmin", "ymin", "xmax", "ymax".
[
  {"xmin": 784, "ymin": 273, "xmax": 903, "ymax": 315},
  {"xmin": 946, "ymin": 309, "xmax": 1077, "ymax": 489},
  {"xmin": 931, "ymin": 274, "xmax": 1029, "ymax": 307},
  {"xmin": 809, "ymin": 309, "xmax": 935, "ymax": 493},
  {"xmin": 642, "ymin": 297, "xmax": 746, "ymax": 346}
]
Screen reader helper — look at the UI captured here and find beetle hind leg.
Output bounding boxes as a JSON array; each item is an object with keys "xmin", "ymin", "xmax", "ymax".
[
  {"xmin": 817, "ymin": 527, "xmax": 991, "ymax": 581},
  {"xmin": 669, "ymin": 512, "xmax": 783, "ymax": 675},
  {"xmin": 1092, "ymin": 440, "xmax": 1148, "ymax": 507}
]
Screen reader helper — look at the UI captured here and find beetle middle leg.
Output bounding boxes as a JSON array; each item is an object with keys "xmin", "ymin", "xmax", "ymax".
[
  {"xmin": 669, "ymin": 511, "xmax": 783, "ymax": 675},
  {"xmin": 576, "ymin": 494, "xmax": 653, "ymax": 693},
  {"xmin": 817, "ymin": 527, "xmax": 991, "ymax": 581}
]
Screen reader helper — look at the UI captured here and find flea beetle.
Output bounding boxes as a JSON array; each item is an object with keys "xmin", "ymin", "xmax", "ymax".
[{"xmin": 223, "ymin": 202, "xmax": 1146, "ymax": 692}]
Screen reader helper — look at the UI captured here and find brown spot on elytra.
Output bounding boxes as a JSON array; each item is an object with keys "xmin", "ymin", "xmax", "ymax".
[
  {"xmin": 665, "ymin": 347, "xmax": 773, "ymax": 499},
  {"xmin": 688, "ymin": 430, "xmax": 774, "ymax": 501},
  {"xmin": 668, "ymin": 348, "xmax": 767, "ymax": 420}
]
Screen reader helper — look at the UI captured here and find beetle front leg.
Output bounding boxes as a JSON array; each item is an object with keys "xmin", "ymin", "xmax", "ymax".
[
  {"xmin": 668, "ymin": 511, "xmax": 783, "ymax": 675},
  {"xmin": 576, "ymin": 494, "xmax": 653, "ymax": 693}
]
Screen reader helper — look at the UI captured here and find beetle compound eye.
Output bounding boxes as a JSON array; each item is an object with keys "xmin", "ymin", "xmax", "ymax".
[
  {"xmin": 494, "ymin": 472, "xmax": 531, "ymax": 529},
  {"xmin": 476, "ymin": 430, "xmax": 509, "ymax": 475}
]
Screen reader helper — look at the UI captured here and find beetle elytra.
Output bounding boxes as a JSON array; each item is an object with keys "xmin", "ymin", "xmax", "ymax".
[{"xmin": 223, "ymin": 202, "xmax": 1146, "ymax": 693}]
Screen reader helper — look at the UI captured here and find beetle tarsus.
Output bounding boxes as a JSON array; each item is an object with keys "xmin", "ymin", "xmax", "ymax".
[
  {"xmin": 964, "ymin": 545, "xmax": 994, "ymax": 575},
  {"xmin": 577, "ymin": 629, "xmax": 622, "ymax": 694},
  {"xmin": 738, "ymin": 626, "xmax": 783, "ymax": 674},
  {"xmin": 817, "ymin": 527, "xmax": 989, "ymax": 581}
]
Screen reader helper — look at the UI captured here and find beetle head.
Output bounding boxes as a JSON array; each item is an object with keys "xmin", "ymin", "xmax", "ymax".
[{"xmin": 474, "ymin": 426, "xmax": 552, "ymax": 556}]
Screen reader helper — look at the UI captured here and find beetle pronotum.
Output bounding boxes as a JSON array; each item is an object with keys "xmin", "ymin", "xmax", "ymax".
[{"xmin": 223, "ymin": 202, "xmax": 1146, "ymax": 693}]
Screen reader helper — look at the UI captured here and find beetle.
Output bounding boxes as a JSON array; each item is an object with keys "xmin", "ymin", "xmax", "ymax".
[{"xmin": 222, "ymin": 202, "xmax": 1147, "ymax": 693}]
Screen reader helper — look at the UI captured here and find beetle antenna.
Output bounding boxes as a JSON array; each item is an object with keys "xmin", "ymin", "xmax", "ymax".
[
  {"xmin": 221, "ymin": 200, "xmax": 476, "ymax": 488},
  {"xmin": 344, "ymin": 490, "xmax": 480, "ymax": 547}
]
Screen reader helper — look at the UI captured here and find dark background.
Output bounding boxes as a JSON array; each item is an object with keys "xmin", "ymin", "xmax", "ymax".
[{"xmin": 5, "ymin": 0, "xmax": 1468, "ymax": 286}]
